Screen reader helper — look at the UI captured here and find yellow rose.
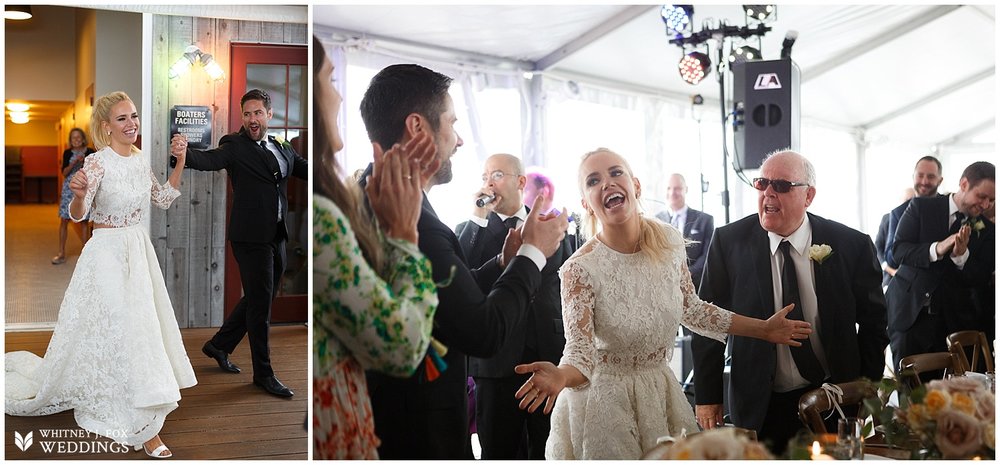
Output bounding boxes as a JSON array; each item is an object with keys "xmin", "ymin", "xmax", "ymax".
[
  {"xmin": 983, "ymin": 422, "xmax": 995, "ymax": 450},
  {"xmin": 924, "ymin": 389, "xmax": 952, "ymax": 415},
  {"xmin": 907, "ymin": 404, "xmax": 929, "ymax": 428},
  {"xmin": 952, "ymin": 392, "xmax": 976, "ymax": 415}
]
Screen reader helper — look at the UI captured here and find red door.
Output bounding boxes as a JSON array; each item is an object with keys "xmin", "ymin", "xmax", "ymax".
[{"xmin": 226, "ymin": 43, "xmax": 308, "ymax": 323}]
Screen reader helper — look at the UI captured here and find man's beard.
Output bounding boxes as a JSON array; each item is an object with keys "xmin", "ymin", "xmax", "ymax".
[{"xmin": 432, "ymin": 158, "xmax": 453, "ymax": 185}]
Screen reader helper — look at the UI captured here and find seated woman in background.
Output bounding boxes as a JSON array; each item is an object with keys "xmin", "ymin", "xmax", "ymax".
[{"xmin": 310, "ymin": 35, "xmax": 441, "ymax": 459}]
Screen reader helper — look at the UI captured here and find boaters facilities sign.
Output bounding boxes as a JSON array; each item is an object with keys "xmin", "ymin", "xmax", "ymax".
[{"xmin": 170, "ymin": 105, "xmax": 212, "ymax": 149}]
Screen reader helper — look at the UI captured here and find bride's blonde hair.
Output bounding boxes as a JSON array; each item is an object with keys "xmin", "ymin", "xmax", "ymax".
[
  {"xmin": 578, "ymin": 148, "xmax": 682, "ymax": 263},
  {"xmin": 90, "ymin": 91, "xmax": 141, "ymax": 155}
]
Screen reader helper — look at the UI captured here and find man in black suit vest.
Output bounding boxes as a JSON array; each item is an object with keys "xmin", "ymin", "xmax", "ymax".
[
  {"xmin": 454, "ymin": 154, "xmax": 573, "ymax": 459},
  {"xmin": 359, "ymin": 64, "xmax": 568, "ymax": 458},
  {"xmin": 171, "ymin": 89, "xmax": 307, "ymax": 397},
  {"xmin": 886, "ymin": 161, "xmax": 995, "ymax": 371},
  {"xmin": 692, "ymin": 151, "xmax": 887, "ymax": 455}
]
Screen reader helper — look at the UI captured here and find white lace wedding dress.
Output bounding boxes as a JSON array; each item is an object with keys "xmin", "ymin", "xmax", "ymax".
[
  {"xmin": 5, "ymin": 147, "xmax": 197, "ymax": 447},
  {"xmin": 546, "ymin": 222, "xmax": 732, "ymax": 459}
]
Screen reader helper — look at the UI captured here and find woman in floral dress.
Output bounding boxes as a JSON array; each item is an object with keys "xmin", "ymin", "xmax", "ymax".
[{"xmin": 311, "ymin": 36, "xmax": 441, "ymax": 459}]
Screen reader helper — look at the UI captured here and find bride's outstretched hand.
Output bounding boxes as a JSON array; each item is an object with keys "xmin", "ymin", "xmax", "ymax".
[
  {"xmin": 764, "ymin": 304, "xmax": 812, "ymax": 346},
  {"xmin": 514, "ymin": 361, "xmax": 564, "ymax": 414}
]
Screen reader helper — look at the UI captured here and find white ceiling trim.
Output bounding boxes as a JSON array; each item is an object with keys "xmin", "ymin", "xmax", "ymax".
[
  {"xmin": 535, "ymin": 5, "xmax": 656, "ymax": 71},
  {"xmin": 802, "ymin": 5, "xmax": 962, "ymax": 83},
  {"xmin": 86, "ymin": 5, "xmax": 306, "ymax": 24},
  {"xmin": 862, "ymin": 67, "xmax": 994, "ymax": 130}
]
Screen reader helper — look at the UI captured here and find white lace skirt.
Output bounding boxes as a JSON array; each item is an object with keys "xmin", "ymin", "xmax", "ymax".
[
  {"xmin": 5, "ymin": 225, "xmax": 197, "ymax": 446},
  {"xmin": 545, "ymin": 364, "xmax": 699, "ymax": 459}
]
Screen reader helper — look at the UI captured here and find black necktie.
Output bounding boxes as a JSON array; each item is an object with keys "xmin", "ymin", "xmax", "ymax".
[
  {"xmin": 950, "ymin": 212, "xmax": 965, "ymax": 234},
  {"xmin": 778, "ymin": 241, "xmax": 826, "ymax": 385},
  {"xmin": 504, "ymin": 217, "xmax": 519, "ymax": 230}
]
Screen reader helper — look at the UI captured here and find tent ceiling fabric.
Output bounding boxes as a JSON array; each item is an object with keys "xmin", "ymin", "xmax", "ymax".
[{"xmin": 314, "ymin": 4, "xmax": 996, "ymax": 148}]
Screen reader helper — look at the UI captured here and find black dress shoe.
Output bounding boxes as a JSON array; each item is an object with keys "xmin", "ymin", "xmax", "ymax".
[
  {"xmin": 202, "ymin": 341, "xmax": 240, "ymax": 373},
  {"xmin": 253, "ymin": 376, "xmax": 294, "ymax": 398}
]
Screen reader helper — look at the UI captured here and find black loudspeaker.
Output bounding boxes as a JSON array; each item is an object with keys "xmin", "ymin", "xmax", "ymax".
[{"xmin": 732, "ymin": 58, "xmax": 800, "ymax": 170}]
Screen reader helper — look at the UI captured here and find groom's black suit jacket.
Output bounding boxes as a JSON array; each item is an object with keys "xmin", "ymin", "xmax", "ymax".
[
  {"xmin": 183, "ymin": 128, "xmax": 308, "ymax": 242},
  {"xmin": 455, "ymin": 210, "xmax": 572, "ymax": 376},
  {"xmin": 366, "ymin": 189, "xmax": 542, "ymax": 459},
  {"xmin": 885, "ymin": 195, "xmax": 995, "ymax": 334},
  {"xmin": 692, "ymin": 212, "xmax": 887, "ymax": 433}
]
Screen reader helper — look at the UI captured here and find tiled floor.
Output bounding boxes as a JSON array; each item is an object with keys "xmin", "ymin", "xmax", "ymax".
[{"xmin": 5, "ymin": 204, "xmax": 84, "ymax": 327}]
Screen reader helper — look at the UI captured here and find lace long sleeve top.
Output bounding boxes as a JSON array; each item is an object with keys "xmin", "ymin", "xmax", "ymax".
[
  {"xmin": 69, "ymin": 147, "xmax": 179, "ymax": 225},
  {"xmin": 558, "ymin": 222, "xmax": 733, "ymax": 386}
]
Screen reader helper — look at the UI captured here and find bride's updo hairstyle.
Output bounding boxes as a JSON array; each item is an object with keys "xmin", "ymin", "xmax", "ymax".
[
  {"xmin": 578, "ymin": 148, "xmax": 683, "ymax": 263},
  {"xmin": 90, "ymin": 91, "xmax": 141, "ymax": 155}
]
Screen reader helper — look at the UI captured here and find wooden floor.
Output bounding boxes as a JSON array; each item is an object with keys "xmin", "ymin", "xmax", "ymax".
[{"xmin": 4, "ymin": 325, "xmax": 308, "ymax": 460}]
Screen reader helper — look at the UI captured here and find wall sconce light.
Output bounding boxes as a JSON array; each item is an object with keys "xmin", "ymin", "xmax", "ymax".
[
  {"xmin": 4, "ymin": 5, "xmax": 33, "ymax": 21},
  {"xmin": 168, "ymin": 45, "xmax": 226, "ymax": 81}
]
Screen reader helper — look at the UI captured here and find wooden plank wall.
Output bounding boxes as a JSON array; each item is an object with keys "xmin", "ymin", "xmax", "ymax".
[{"xmin": 150, "ymin": 15, "xmax": 306, "ymax": 328}]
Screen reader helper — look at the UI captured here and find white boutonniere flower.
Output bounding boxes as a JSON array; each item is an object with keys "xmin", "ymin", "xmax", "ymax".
[
  {"xmin": 273, "ymin": 135, "xmax": 292, "ymax": 149},
  {"xmin": 808, "ymin": 244, "xmax": 833, "ymax": 264},
  {"xmin": 964, "ymin": 217, "xmax": 986, "ymax": 236}
]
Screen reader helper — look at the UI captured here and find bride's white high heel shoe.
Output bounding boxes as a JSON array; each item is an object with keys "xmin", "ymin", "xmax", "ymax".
[{"xmin": 134, "ymin": 439, "xmax": 172, "ymax": 459}]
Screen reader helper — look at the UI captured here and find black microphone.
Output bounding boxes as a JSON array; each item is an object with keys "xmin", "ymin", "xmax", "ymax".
[
  {"xmin": 475, "ymin": 194, "xmax": 496, "ymax": 208},
  {"xmin": 780, "ymin": 30, "xmax": 798, "ymax": 59}
]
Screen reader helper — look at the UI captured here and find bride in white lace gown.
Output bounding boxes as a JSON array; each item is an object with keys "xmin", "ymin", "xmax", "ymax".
[
  {"xmin": 513, "ymin": 148, "xmax": 812, "ymax": 459},
  {"xmin": 5, "ymin": 92, "xmax": 196, "ymax": 458}
]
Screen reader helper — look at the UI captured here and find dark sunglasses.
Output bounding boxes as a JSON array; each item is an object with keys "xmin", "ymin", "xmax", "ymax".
[{"xmin": 752, "ymin": 177, "xmax": 809, "ymax": 193}]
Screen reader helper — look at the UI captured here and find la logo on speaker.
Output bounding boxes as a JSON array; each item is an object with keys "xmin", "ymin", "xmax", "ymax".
[{"xmin": 753, "ymin": 73, "xmax": 782, "ymax": 90}]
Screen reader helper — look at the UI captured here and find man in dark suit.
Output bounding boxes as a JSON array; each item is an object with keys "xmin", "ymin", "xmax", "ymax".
[
  {"xmin": 358, "ymin": 64, "xmax": 568, "ymax": 459},
  {"xmin": 885, "ymin": 161, "xmax": 995, "ymax": 371},
  {"xmin": 654, "ymin": 173, "xmax": 714, "ymax": 290},
  {"xmin": 692, "ymin": 151, "xmax": 887, "ymax": 456},
  {"xmin": 884, "ymin": 156, "xmax": 945, "ymax": 271},
  {"xmin": 453, "ymin": 154, "xmax": 572, "ymax": 459},
  {"xmin": 170, "ymin": 89, "xmax": 307, "ymax": 398},
  {"xmin": 875, "ymin": 188, "xmax": 915, "ymax": 288}
]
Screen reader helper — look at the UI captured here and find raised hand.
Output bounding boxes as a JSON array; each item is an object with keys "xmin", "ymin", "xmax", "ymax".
[
  {"xmin": 69, "ymin": 170, "xmax": 89, "ymax": 199},
  {"xmin": 365, "ymin": 132, "xmax": 435, "ymax": 244},
  {"xmin": 170, "ymin": 134, "xmax": 188, "ymax": 166},
  {"xmin": 952, "ymin": 224, "xmax": 971, "ymax": 257},
  {"xmin": 763, "ymin": 304, "xmax": 812, "ymax": 346},
  {"xmin": 498, "ymin": 227, "xmax": 523, "ymax": 268},
  {"xmin": 472, "ymin": 187, "xmax": 498, "ymax": 218},
  {"xmin": 520, "ymin": 195, "xmax": 568, "ymax": 257},
  {"xmin": 514, "ymin": 361, "xmax": 565, "ymax": 414}
]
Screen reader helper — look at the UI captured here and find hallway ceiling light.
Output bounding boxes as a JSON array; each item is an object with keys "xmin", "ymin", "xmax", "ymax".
[
  {"xmin": 10, "ymin": 112, "xmax": 29, "ymax": 124},
  {"xmin": 679, "ymin": 51, "xmax": 711, "ymax": 85},
  {"xmin": 6, "ymin": 102, "xmax": 30, "ymax": 112},
  {"xmin": 5, "ymin": 5, "xmax": 32, "ymax": 21}
]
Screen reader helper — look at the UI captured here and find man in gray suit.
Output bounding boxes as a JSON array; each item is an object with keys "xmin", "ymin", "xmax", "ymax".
[
  {"xmin": 655, "ymin": 173, "xmax": 714, "ymax": 290},
  {"xmin": 692, "ymin": 151, "xmax": 887, "ymax": 455}
]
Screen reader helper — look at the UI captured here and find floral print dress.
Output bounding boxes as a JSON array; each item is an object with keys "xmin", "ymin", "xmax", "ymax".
[{"xmin": 311, "ymin": 195, "xmax": 438, "ymax": 459}]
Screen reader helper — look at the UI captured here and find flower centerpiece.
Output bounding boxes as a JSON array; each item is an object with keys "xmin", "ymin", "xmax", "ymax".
[
  {"xmin": 659, "ymin": 428, "xmax": 773, "ymax": 460},
  {"xmin": 867, "ymin": 375, "xmax": 995, "ymax": 459}
]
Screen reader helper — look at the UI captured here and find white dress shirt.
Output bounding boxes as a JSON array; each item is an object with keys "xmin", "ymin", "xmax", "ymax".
[{"xmin": 767, "ymin": 215, "xmax": 831, "ymax": 392}]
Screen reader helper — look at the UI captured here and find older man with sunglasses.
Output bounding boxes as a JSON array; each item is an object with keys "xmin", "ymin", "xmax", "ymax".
[{"xmin": 691, "ymin": 150, "xmax": 888, "ymax": 455}]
